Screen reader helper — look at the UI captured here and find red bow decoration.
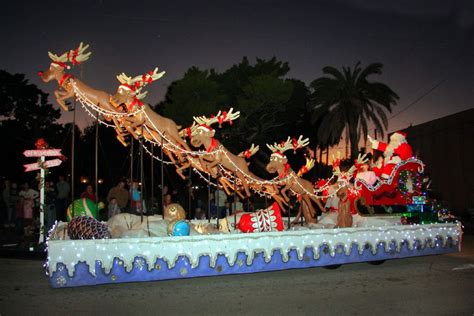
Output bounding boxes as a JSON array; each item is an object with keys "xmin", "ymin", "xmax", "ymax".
[
  {"xmin": 242, "ymin": 150, "xmax": 252, "ymax": 159},
  {"xmin": 67, "ymin": 47, "xmax": 79, "ymax": 65},
  {"xmin": 142, "ymin": 71, "xmax": 154, "ymax": 85},
  {"xmin": 59, "ymin": 74, "xmax": 73, "ymax": 86},
  {"xmin": 35, "ymin": 138, "xmax": 48, "ymax": 149},
  {"xmin": 316, "ymin": 179, "xmax": 328, "ymax": 188},
  {"xmin": 186, "ymin": 127, "xmax": 192, "ymax": 139},
  {"xmin": 217, "ymin": 111, "xmax": 231, "ymax": 127},
  {"xmin": 279, "ymin": 163, "xmax": 291, "ymax": 179},
  {"xmin": 297, "ymin": 165, "xmax": 308, "ymax": 176},
  {"xmin": 207, "ymin": 138, "xmax": 218, "ymax": 152},
  {"xmin": 128, "ymin": 97, "xmax": 144, "ymax": 111},
  {"xmin": 292, "ymin": 137, "xmax": 299, "ymax": 153}
]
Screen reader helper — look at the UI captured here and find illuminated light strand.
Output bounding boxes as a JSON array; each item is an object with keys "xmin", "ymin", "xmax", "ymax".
[
  {"xmin": 76, "ymin": 96, "xmax": 115, "ymax": 128},
  {"xmin": 354, "ymin": 158, "xmax": 424, "ymax": 192},
  {"xmin": 71, "ymin": 83, "xmax": 426, "ymax": 204},
  {"xmin": 72, "ymin": 81, "xmax": 144, "ymax": 117}
]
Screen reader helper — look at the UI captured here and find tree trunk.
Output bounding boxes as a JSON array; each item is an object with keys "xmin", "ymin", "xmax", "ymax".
[{"xmin": 349, "ymin": 122, "xmax": 359, "ymax": 160}]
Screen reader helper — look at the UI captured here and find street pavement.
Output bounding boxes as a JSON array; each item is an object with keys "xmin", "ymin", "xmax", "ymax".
[{"xmin": 0, "ymin": 235, "xmax": 473, "ymax": 316}]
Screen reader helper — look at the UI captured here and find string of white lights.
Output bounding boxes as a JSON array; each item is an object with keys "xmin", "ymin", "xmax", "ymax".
[{"xmin": 72, "ymin": 81, "xmax": 144, "ymax": 117}]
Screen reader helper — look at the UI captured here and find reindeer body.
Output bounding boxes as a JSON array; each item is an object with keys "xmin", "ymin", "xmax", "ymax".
[
  {"xmin": 191, "ymin": 135, "xmax": 256, "ymax": 197},
  {"xmin": 265, "ymin": 136, "xmax": 324, "ymax": 225},
  {"xmin": 40, "ymin": 43, "xmax": 126, "ymax": 140}
]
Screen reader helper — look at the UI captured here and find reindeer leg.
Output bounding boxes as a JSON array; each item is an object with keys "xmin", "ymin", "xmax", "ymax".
[
  {"xmin": 175, "ymin": 160, "xmax": 190, "ymax": 180},
  {"xmin": 310, "ymin": 195, "xmax": 326, "ymax": 213},
  {"xmin": 235, "ymin": 172, "xmax": 251, "ymax": 197},
  {"xmin": 54, "ymin": 90, "xmax": 73, "ymax": 111},
  {"xmin": 280, "ymin": 183, "xmax": 291, "ymax": 202},
  {"xmin": 291, "ymin": 204, "xmax": 303, "ymax": 226},
  {"xmin": 302, "ymin": 197, "xmax": 317, "ymax": 224},
  {"xmin": 116, "ymin": 135, "xmax": 128, "ymax": 147}
]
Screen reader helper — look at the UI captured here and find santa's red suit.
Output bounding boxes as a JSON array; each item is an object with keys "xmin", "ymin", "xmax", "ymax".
[{"xmin": 371, "ymin": 132, "xmax": 413, "ymax": 179}]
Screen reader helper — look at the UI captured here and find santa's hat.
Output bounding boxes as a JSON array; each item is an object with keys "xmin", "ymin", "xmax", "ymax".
[
  {"xmin": 271, "ymin": 151, "xmax": 287, "ymax": 159},
  {"xmin": 393, "ymin": 131, "xmax": 407, "ymax": 138},
  {"xmin": 196, "ymin": 124, "xmax": 214, "ymax": 133}
]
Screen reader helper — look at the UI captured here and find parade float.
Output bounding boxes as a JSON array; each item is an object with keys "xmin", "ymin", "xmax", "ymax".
[{"xmin": 39, "ymin": 43, "xmax": 462, "ymax": 288}]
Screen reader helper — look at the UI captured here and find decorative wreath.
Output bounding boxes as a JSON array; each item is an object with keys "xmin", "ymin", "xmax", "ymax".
[{"xmin": 397, "ymin": 170, "xmax": 421, "ymax": 199}]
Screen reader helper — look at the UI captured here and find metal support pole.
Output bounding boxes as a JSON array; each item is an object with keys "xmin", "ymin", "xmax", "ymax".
[
  {"xmin": 151, "ymin": 145, "xmax": 154, "ymax": 215},
  {"xmin": 71, "ymin": 101, "xmax": 76, "ymax": 215},
  {"xmin": 216, "ymin": 183, "xmax": 219, "ymax": 229},
  {"xmin": 130, "ymin": 138, "xmax": 134, "ymax": 213},
  {"xmin": 207, "ymin": 173, "xmax": 211, "ymax": 223},
  {"xmin": 140, "ymin": 138, "xmax": 145, "ymax": 222},
  {"xmin": 188, "ymin": 167, "xmax": 192, "ymax": 219},
  {"xmin": 38, "ymin": 156, "xmax": 45, "ymax": 244},
  {"xmin": 287, "ymin": 200, "xmax": 291, "ymax": 230},
  {"xmin": 233, "ymin": 182, "xmax": 237, "ymax": 230},
  {"xmin": 160, "ymin": 135, "xmax": 164, "ymax": 219},
  {"xmin": 95, "ymin": 116, "xmax": 99, "ymax": 210}
]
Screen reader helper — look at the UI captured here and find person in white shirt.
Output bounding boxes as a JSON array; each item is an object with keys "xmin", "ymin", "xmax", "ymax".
[
  {"xmin": 19, "ymin": 182, "xmax": 39, "ymax": 224},
  {"xmin": 355, "ymin": 162, "xmax": 379, "ymax": 186}
]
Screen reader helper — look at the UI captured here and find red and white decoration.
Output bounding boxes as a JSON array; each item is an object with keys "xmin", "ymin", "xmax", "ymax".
[{"xmin": 237, "ymin": 202, "xmax": 284, "ymax": 233}]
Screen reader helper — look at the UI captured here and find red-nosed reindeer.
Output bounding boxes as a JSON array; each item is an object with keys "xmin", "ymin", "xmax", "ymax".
[
  {"xmin": 39, "ymin": 43, "xmax": 127, "ymax": 143},
  {"xmin": 189, "ymin": 109, "xmax": 265, "ymax": 198},
  {"xmin": 110, "ymin": 68, "xmax": 191, "ymax": 156},
  {"xmin": 266, "ymin": 136, "xmax": 324, "ymax": 224}
]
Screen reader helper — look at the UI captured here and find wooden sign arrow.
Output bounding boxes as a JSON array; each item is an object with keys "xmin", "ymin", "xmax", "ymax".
[
  {"xmin": 23, "ymin": 148, "xmax": 62, "ymax": 157},
  {"xmin": 24, "ymin": 159, "xmax": 63, "ymax": 172}
]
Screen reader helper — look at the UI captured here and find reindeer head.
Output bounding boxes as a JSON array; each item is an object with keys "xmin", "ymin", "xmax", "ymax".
[
  {"xmin": 266, "ymin": 135, "xmax": 309, "ymax": 175},
  {"xmin": 190, "ymin": 108, "xmax": 240, "ymax": 148},
  {"xmin": 39, "ymin": 42, "xmax": 91, "ymax": 83},
  {"xmin": 110, "ymin": 67, "xmax": 165, "ymax": 110}
]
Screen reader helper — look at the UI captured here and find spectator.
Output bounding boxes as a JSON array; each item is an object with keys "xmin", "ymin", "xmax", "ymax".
[
  {"xmin": 107, "ymin": 180, "xmax": 129, "ymax": 210},
  {"xmin": 2, "ymin": 180, "xmax": 13, "ymax": 227},
  {"xmin": 80, "ymin": 184, "xmax": 96, "ymax": 202},
  {"xmin": 163, "ymin": 193, "xmax": 172, "ymax": 209},
  {"xmin": 10, "ymin": 182, "xmax": 19, "ymax": 227},
  {"xmin": 107, "ymin": 197, "xmax": 121, "ymax": 219},
  {"xmin": 45, "ymin": 181, "xmax": 57, "ymax": 232},
  {"xmin": 55, "ymin": 175, "xmax": 70, "ymax": 222},
  {"xmin": 130, "ymin": 182, "xmax": 142, "ymax": 214},
  {"xmin": 231, "ymin": 196, "xmax": 244, "ymax": 214},
  {"xmin": 19, "ymin": 182, "xmax": 39, "ymax": 227},
  {"xmin": 214, "ymin": 188, "xmax": 227, "ymax": 218}
]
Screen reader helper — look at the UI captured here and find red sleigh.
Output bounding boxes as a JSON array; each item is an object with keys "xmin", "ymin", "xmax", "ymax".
[{"xmin": 354, "ymin": 158, "xmax": 424, "ymax": 206}]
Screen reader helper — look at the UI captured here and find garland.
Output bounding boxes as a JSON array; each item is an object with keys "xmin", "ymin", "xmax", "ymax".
[{"xmin": 397, "ymin": 170, "xmax": 421, "ymax": 201}]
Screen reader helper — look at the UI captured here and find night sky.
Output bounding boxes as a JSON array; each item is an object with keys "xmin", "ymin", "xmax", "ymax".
[{"xmin": 1, "ymin": 0, "xmax": 473, "ymax": 133}]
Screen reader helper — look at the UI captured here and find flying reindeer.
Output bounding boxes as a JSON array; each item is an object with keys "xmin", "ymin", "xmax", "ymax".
[
  {"xmin": 179, "ymin": 119, "xmax": 288, "ymax": 207},
  {"xmin": 110, "ymin": 68, "xmax": 192, "ymax": 157},
  {"xmin": 189, "ymin": 109, "xmax": 269, "ymax": 198},
  {"xmin": 266, "ymin": 136, "xmax": 325, "ymax": 224},
  {"xmin": 39, "ymin": 42, "xmax": 128, "ymax": 144}
]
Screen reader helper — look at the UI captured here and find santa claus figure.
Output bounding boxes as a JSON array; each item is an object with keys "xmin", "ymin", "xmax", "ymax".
[{"xmin": 368, "ymin": 131, "xmax": 413, "ymax": 179}]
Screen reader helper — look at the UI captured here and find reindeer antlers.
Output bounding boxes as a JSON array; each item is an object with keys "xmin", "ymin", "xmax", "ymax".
[
  {"xmin": 116, "ymin": 67, "xmax": 166, "ymax": 99},
  {"xmin": 297, "ymin": 158, "xmax": 315, "ymax": 177},
  {"xmin": 48, "ymin": 42, "xmax": 91, "ymax": 65},
  {"xmin": 238, "ymin": 144, "xmax": 260, "ymax": 159},
  {"xmin": 267, "ymin": 135, "xmax": 309, "ymax": 155},
  {"xmin": 193, "ymin": 108, "xmax": 240, "ymax": 128}
]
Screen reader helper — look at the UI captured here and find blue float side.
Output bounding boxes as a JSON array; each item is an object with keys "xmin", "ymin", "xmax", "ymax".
[{"xmin": 49, "ymin": 236, "xmax": 459, "ymax": 288}]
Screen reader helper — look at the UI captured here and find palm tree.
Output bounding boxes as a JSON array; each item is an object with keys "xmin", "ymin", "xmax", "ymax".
[{"xmin": 309, "ymin": 62, "xmax": 399, "ymax": 159}]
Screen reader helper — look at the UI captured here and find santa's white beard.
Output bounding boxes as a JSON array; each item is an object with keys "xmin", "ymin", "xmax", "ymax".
[{"xmin": 384, "ymin": 139, "xmax": 405, "ymax": 163}]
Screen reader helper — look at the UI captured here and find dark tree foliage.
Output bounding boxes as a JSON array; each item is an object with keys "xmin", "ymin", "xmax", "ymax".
[
  {"xmin": 0, "ymin": 70, "xmax": 67, "ymax": 180},
  {"xmin": 309, "ymin": 62, "xmax": 399, "ymax": 159}
]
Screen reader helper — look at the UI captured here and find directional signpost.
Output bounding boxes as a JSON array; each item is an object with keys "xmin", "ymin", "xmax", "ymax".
[{"xmin": 23, "ymin": 146, "xmax": 63, "ymax": 244}]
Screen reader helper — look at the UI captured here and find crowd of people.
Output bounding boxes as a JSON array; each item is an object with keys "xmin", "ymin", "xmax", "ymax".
[{"xmin": 0, "ymin": 174, "xmax": 249, "ymax": 240}]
